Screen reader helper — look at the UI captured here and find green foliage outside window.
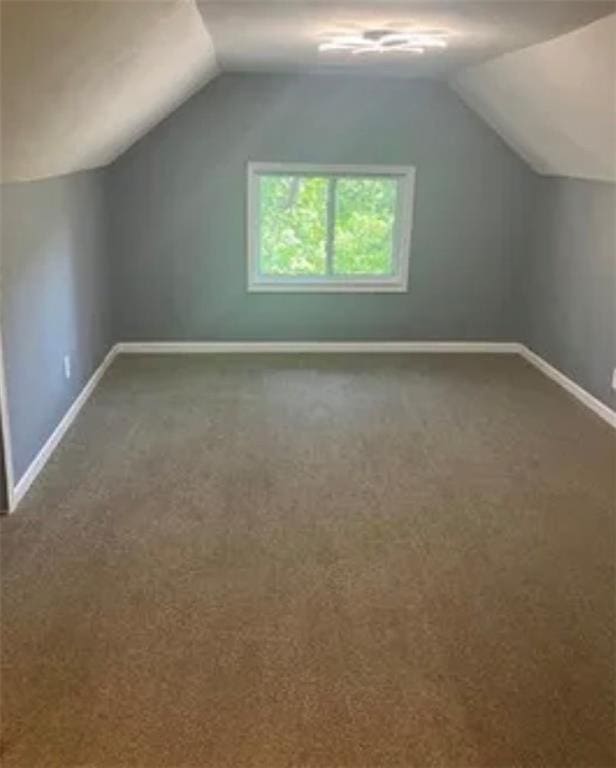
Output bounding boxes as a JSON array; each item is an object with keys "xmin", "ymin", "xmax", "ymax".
[
  {"xmin": 260, "ymin": 176, "xmax": 328, "ymax": 276},
  {"xmin": 334, "ymin": 178, "xmax": 396, "ymax": 275},
  {"xmin": 259, "ymin": 174, "xmax": 396, "ymax": 277}
]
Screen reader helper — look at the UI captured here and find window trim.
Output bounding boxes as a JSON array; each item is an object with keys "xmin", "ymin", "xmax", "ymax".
[{"xmin": 246, "ymin": 162, "xmax": 415, "ymax": 293}]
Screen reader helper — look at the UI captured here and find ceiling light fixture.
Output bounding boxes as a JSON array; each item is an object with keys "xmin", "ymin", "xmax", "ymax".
[{"xmin": 318, "ymin": 28, "xmax": 448, "ymax": 56}]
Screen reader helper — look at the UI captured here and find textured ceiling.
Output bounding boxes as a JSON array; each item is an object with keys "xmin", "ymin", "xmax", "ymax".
[
  {"xmin": 1, "ymin": 1, "xmax": 218, "ymax": 182},
  {"xmin": 0, "ymin": 1, "xmax": 614, "ymax": 182},
  {"xmin": 452, "ymin": 14, "xmax": 616, "ymax": 182},
  {"xmin": 197, "ymin": 1, "xmax": 614, "ymax": 79}
]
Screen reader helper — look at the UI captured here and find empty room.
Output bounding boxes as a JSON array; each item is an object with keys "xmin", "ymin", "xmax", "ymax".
[{"xmin": 1, "ymin": 1, "xmax": 615, "ymax": 765}]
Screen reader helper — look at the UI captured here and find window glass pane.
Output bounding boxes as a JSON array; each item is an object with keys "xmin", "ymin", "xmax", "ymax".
[
  {"xmin": 259, "ymin": 175, "xmax": 328, "ymax": 276},
  {"xmin": 333, "ymin": 178, "xmax": 397, "ymax": 275}
]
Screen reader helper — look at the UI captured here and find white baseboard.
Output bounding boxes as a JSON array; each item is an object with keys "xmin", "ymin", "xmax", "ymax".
[
  {"xmin": 115, "ymin": 341, "xmax": 523, "ymax": 355},
  {"xmin": 9, "ymin": 346, "xmax": 118, "ymax": 512},
  {"xmin": 5, "ymin": 339, "xmax": 614, "ymax": 511},
  {"xmin": 519, "ymin": 346, "xmax": 616, "ymax": 429}
]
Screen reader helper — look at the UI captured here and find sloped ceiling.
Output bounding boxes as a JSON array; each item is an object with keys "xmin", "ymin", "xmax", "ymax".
[
  {"xmin": 452, "ymin": 14, "xmax": 616, "ymax": 182},
  {"xmin": 1, "ymin": 1, "xmax": 614, "ymax": 183},
  {"xmin": 198, "ymin": 1, "xmax": 613, "ymax": 80},
  {"xmin": 0, "ymin": 1, "xmax": 218, "ymax": 182}
]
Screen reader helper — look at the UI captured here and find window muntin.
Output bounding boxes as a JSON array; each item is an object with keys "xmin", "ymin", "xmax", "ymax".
[{"xmin": 248, "ymin": 163, "xmax": 414, "ymax": 292}]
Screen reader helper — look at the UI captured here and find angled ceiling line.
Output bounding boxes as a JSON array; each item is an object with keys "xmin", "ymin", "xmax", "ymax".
[{"xmin": 1, "ymin": 1, "xmax": 614, "ymax": 183}]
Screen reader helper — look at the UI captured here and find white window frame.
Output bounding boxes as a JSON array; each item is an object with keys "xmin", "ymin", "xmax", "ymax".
[{"xmin": 247, "ymin": 162, "xmax": 415, "ymax": 293}]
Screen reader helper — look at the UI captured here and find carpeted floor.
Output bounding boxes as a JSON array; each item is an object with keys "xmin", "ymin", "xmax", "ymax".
[{"xmin": 1, "ymin": 353, "xmax": 614, "ymax": 767}]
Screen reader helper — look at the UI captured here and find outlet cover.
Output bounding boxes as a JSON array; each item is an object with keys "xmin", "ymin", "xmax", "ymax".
[
  {"xmin": 612, "ymin": 368, "xmax": 616, "ymax": 392},
  {"xmin": 63, "ymin": 355, "xmax": 71, "ymax": 380}
]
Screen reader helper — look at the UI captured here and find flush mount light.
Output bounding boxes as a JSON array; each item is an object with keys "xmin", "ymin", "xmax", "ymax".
[{"xmin": 319, "ymin": 28, "xmax": 448, "ymax": 56}]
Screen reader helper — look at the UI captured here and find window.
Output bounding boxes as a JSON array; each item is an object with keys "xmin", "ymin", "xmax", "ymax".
[{"xmin": 247, "ymin": 163, "xmax": 415, "ymax": 292}]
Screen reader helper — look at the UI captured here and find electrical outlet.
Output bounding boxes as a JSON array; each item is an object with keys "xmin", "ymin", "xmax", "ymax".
[
  {"xmin": 63, "ymin": 354, "xmax": 71, "ymax": 380},
  {"xmin": 612, "ymin": 368, "xmax": 616, "ymax": 392}
]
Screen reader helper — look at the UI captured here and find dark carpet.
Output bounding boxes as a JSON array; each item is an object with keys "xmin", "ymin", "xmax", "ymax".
[{"xmin": 1, "ymin": 354, "xmax": 614, "ymax": 767}]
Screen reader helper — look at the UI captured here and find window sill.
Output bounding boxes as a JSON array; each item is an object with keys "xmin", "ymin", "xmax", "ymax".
[{"xmin": 247, "ymin": 281, "xmax": 409, "ymax": 294}]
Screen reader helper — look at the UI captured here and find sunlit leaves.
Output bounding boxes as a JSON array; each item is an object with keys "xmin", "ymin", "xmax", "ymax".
[
  {"xmin": 260, "ymin": 176, "xmax": 327, "ymax": 276},
  {"xmin": 334, "ymin": 178, "xmax": 395, "ymax": 275},
  {"xmin": 258, "ymin": 173, "xmax": 396, "ymax": 278}
]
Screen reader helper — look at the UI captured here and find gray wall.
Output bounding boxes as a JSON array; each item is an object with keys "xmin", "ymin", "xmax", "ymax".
[
  {"xmin": 1, "ymin": 170, "xmax": 112, "ymax": 481},
  {"xmin": 525, "ymin": 177, "xmax": 615, "ymax": 407},
  {"xmin": 2, "ymin": 75, "xmax": 611, "ymax": 491},
  {"xmin": 108, "ymin": 74, "xmax": 533, "ymax": 342}
]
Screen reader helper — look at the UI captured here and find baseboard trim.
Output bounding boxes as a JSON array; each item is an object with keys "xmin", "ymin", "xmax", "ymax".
[
  {"xmin": 115, "ymin": 341, "xmax": 523, "ymax": 355},
  {"xmin": 519, "ymin": 346, "xmax": 616, "ymax": 429},
  {"xmin": 5, "ymin": 339, "xmax": 614, "ymax": 511},
  {"xmin": 9, "ymin": 346, "xmax": 118, "ymax": 512}
]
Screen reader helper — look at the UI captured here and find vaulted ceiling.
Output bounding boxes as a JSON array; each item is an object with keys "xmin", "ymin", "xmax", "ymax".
[
  {"xmin": 197, "ymin": 1, "xmax": 612, "ymax": 79},
  {"xmin": 0, "ymin": 0, "xmax": 218, "ymax": 182},
  {"xmin": 452, "ymin": 13, "xmax": 616, "ymax": 182},
  {"xmin": 1, "ymin": 1, "xmax": 614, "ymax": 183}
]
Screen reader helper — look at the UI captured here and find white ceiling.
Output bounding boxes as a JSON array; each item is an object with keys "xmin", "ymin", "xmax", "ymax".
[
  {"xmin": 452, "ymin": 13, "xmax": 616, "ymax": 182},
  {"xmin": 1, "ymin": 1, "xmax": 614, "ymax": 183},
  {"xmin": 197, "ymin": 1, "xmax": 614, "ymax": 79},
  {"xmin": 1, "ymin": 1, "xmax": 218, "ymax": 182}
]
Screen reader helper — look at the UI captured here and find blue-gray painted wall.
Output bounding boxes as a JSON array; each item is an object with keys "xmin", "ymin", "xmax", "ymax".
[
  {"xmin": 525, "ymin": 177, "xmax": 615, "ymax": 407},
  {"xmin": 1, "ymin": 75, "xmax": 614, "ymax": 491},
  {"xmin": 107, "ymin": 74, "xmax": 533, "ymax": 343},
  {"xmin": 1, "ymin": 170, "xmax": 112, "ymax": 481}
]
